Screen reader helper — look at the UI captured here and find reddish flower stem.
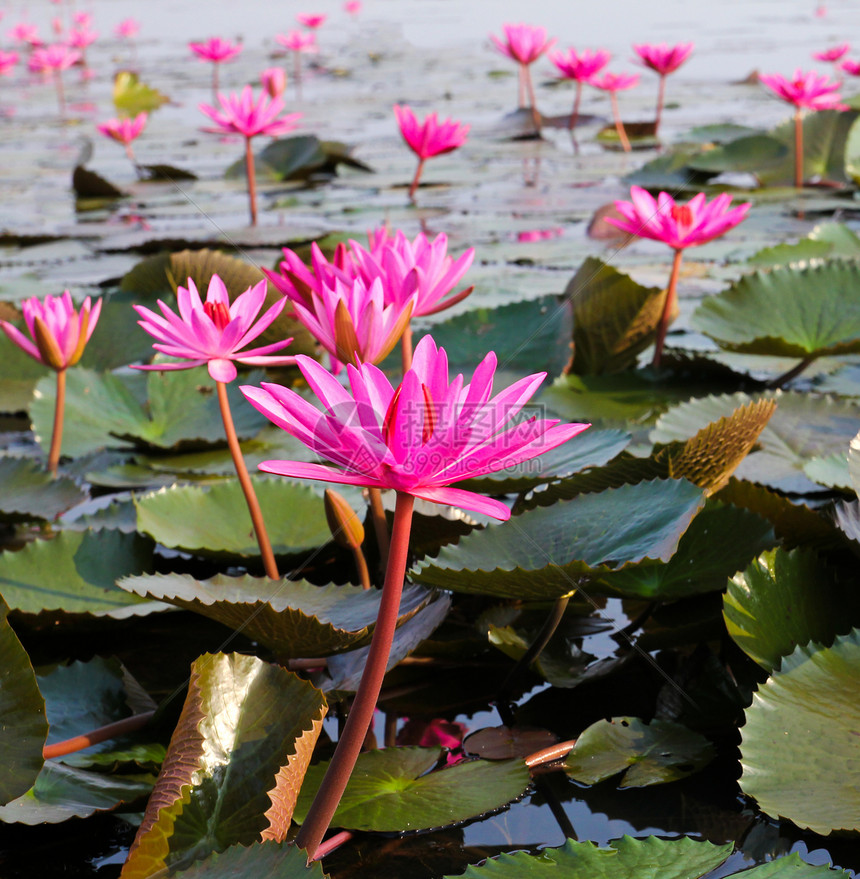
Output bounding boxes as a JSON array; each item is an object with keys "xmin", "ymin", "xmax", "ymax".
[
  {"xmin": 47, "ymin": 368, "xmax": 66, "ymax": 477},
  {"xmin": 43, "ymin": 711, "xmax": 155, "ymax": 759},
  {"xmin": 568, "ymin": 81, "xmax": 583, "ymax": 131},
  {"xmin": 794, "ymin": 108, "xmax": 804, "ymax": 189},
  {"xmin": 408, "ymin": 158, "xmax": 425, "ymax": 201},
  {"xmin": 523, "ymin": 64, "xmax": 541, "ymax": 135},
  {"xmin": 54, "ymin": 70, "xmax": 65, "ymax": 118},
  {"xmin": 295, "ymin": 491, "xmax": 415, "ymax": 859},
  {"xmin": 655, "ymin": 74, "xmax": 667, "ymax": 134},
  {"xmin": 652, "ymin": 248, "xmax": 684, "ymax": 368},
  {"xmin": 525, "ymin": 739, "xmax": 577, "ymax": 769},
  {"xmin": 400, "ymin": 323, "xmax": 414, "ymax": 373},
  {"xmin": 610, "ymin": 91, "xmax": 631, "ymax": 152},
  {"xmin": 311, "ymin": 830, "xmax": 354, "ymax": 862},
  {"xmin": 244, "ymin": 135, "xmax": 258, "ymax": 227},
  {"xmin": 517, "ymin": 64, "xmax": 526, "ymax": 108},
  {"xmin": 368, "ymin": 487, "xmax": 390, "ymax": 570},
  {"xmin": 216, "ymin": 381, "xmax": 279, "ymax": 580},
  {"xmin": 212, "ymin": 63, "xmax": 219, "ymax": 103}
]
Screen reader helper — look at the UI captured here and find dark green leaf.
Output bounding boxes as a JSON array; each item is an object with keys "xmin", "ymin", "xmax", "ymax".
[
  {"xmin": 0, "ymin": 457, "xmax": 85, "ymax": 522},
  {"xmin": 170, "ymin": 842, "xmax": 328, "ymax": 878}
]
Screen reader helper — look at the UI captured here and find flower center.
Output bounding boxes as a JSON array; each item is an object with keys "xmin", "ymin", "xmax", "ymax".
[
  {"xmin": 204, "ymin": 301, "xmax": 231, "ymax": 330},
  {"xmin": 670, "ymin": 204, "xmax": 694, "ymax": 230}
]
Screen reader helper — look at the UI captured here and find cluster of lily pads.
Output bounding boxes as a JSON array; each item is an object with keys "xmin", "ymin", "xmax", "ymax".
[{"xmin": 1, "ymin": 5, "xmax": 860, "ymax": 879}]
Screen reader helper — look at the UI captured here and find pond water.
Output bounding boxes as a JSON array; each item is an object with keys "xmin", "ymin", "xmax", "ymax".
[{"xmin": 1, "ymin": 0, "xmax": 859, "ymax": 877}]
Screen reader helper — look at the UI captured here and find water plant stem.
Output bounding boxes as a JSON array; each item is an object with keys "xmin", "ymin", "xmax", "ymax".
[
  {"xmin": 518, "ymin": 64, "xmax": 526, "ymax": 108},
  {"xmin": 568, "ymin": 81, "xmax": 583, "ymax": 131},
  {"xmin": 610, "ymin": 91, "xmax": 631, "ymax": 152},
  {"xmin": 352, "ymin": 542, "xmax": 372, "ymax": 590},
  {"xmin": 400, "ymin": 324, "xmax": 414, "ymax": 372},
  {"xmin": 54, "ymin": 70, "xmax": 66, "ymax": 118},
  {"xmin": 293, "ymin": 51, "xmax": 303, "ymax": 100},
  {"xmin": 652, "ymin": 248, "xmax": 684, "ymax": 368},
  {"xmin": 368, "ymin": 487, "xmax": 390, "ymax": 570},
  {"xmin": 216, "ymin": 380, "xmax": 279, "ymax": 580},
  {"xmin": 408, "ymin": 158, "xmax": 425, "ymax": 201},
  {"xmin": 523, "ymin": 65, "xmax": 542, "ymax": 135},
  {"xmin": 767, "ymin": 354, "xmax": 817, "ymax": 389},
  {"xmin": 244, "ymin": 135, "xmax": 258, "ymax": 226},
  {"xmin": 47, "ymin": 368, "xmax": 66, "ymax": 477},
  {"xmin": 212, "ymin": 63, "xmax": 219, "ymax": 102},
  {"xmin": 311, "ymin": 831, "xmax": 354, "ymax": 862},
  {"xmin": 794, "ymin": 108, "xmax": 804, "ymax": 189},
  {"xmin": 655, "ymin": 74, "xmax": 666, "ymax": 134},
  {"xmin": 43, "ymin": 711, "xmax": 155, "ymax": 759},
  {"xmin": 295, "ymin": 491, "xmax": 415, "ymax": 859}
]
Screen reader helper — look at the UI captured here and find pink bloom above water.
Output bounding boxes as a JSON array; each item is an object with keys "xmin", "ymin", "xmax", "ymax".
[
  {"xmin": 97, "ymin": 112, "xmax": 147, "ymax": 145},
  {"xmin": 73, "ymin": 12, "xmax": 93, "ymax": 28},
  {"xmin": 0, "ymin": 50, "xmax": 18, "ymax": 76},
  {"xmin": 296, "ymin": 13, "xmax": 327, "ymax": 29},
  {"xmin": 69, "ymin": 27, "xmax": 98, "ymax": 50},
  {"xmin": 589, "ymin": 71, "xmax": 640, "ymax": 92},
  {"xmin": 549, "ymin": 47, "xmax": 610, "ymax": 82},
  {"xmin": 490, "ymin": 23, "xmax": 556, "ymax": 66},
  {"xmin": 632, "ymin": 42, "xmax": 693, "ymax": 75},
  {"xmin": 199, "ymin": 85, "xmax": 302, "ymax": 138},
  {"xmin": 133, "ymin": 275, "xmax": 294, "ymax": 383},
  {"xmin": 0, "ymin": 291, "xmax": 101, "ymax": 371},
  {"xmin": 607, "ymin": 186, "xmax": 751, "ymax": 251},
  {"xmin": 115, "ymin": 18, "xmax": 140, "ymax": 39},
  {"xmin": 8, "ymin": 23, "xmax": 41, "ymax": 47},
  {"xmin": 759, "ymin": 69, "xmax": 846, "ymax": 110},
  {"xmin": 261, "ymin": 67, "xmax": 287, "ymax": 98},
  {"xmin": 813, "ymin": 43, "xmax": 849, "ymax": 63},
  {"xmin": 276, "ymin": 30, "xmax": 318, "ymax": 53},
  {"xmin": 240, "ymin": 335, "xmax": 590, "ymax": 520},
  {"xmin": 344, "ymin": 1, "xmax": 362, "ymax": 15},
  {"xmin": 842, "ymin": 59, "xmax": 860, "ymax": 77},
  {"xmin": 517, "ymin": 227, "xmax": 563, "ymax": 242},
  {"xmin": 189, "ymin": 36, "xmax": 243, "ymax": 64},
  {"xmin": 394, "ymin": 104, "xmax": 469, "ymax": 159},
  {"xmin": 29, "ymin": 44, "xmax": 81, "ymax": 74}
]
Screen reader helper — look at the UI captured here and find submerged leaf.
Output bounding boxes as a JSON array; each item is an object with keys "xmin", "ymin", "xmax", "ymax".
[{"xmin": 170, "ymin": 842, "xmax": 328, "ymax": 877}]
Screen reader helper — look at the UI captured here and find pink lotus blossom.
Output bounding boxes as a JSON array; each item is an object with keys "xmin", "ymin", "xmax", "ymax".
[
  {"xmin": 8, "ymin": 23, "xmax": 41, "ymax": 47},
  {"xmin": 633, "ymin": 42, "xmax": 693, "ymax": 75},
  {"xmin": 296, "ymin": 13, "xmax": 327, "ymax": 29},
  {"xmin": 842, "ymin": 59, "xmax": 860, "ymax": 76},
  {"xmin": 51, "ymin": 17, "xmax": 63, "ymax": 37},
  {"xmin": 189, "ymin": 36, "xmax": 243, "ymax": 64},
  {"xmin": 759, "ymin": 69, "xmax": 846, "ymax": 110},
  {"xmin": 73, "ymin": 12, "xmax": 93, "ymax": 28},
  {"xmin": 97, "ymin": 112, "xmax": 147, "ymax": 144},
  {"xmin": 589, "ymin": 71, "xmax": 640, "ymax": 92},
  {"xmin": 550, "ymin": 47, "xmax": 610, "ymax": 82},
  {"xmin": 115, "ymin": 18, "xmax": 140, "ymax": 39},
  {"xmin": 29, "ymin": 43, "xmax": 80, "ymax": 73},
  {"xmin": 394, "ymin": 104, "xmax": 469, "ymax": 198},
  {"xmin": 132, "ymin": 275, "xmax": 294, "ymax": 383},
  {"xmin": 276, "ymin": 30, "xmax": 318, "ymax": 53},
  {"xmin": 0, "ymin": 291, "xmax": 101, "ymax": 371},
  {"xmin": 68, "ymin": 27, "xmax": 98, "ymax": 50},
  {"xmin": 199, "ymin": 85, "xmax": 302, "ymax": 138},
  {"xmin": 240, "ymin": 335, "xmax": 590, "ymax": 520},
  {"xmin": 261, "ymin": 67, "xmax": 287, "ymax": 98},
  {"xmin": 0, "ymin": 50, "xmax": 18, "ymax": 76},
  {"xmin": 344, "ymin": 1, "xmax": 362, "ymax": 16},
  {"xmin": 813, "ymin": 43, "xmax": 849, "ymax": 63},
  {"xmin": 517, "ymin": 228, "xmax": 563, "ymax": 242},
  {"xmin": 490, "ymin": 23, "xmax": 556, "ymax": 66},
  {"xmin": 607, "ymin": 186, "xmax": 751, "ymax": 251},
  {"xmin": 397, "ymin": 717, "xmax": 468, "ymax": 751}
]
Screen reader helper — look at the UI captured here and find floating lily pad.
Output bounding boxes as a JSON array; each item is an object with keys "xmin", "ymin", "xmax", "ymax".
[
  {"xmin": 740, "ymin": 629, "xmax": 860, "ymax": 835},
  {"xmin": 748, "ymin": 223, "xmax": 860, "ymax": 268},
  {"xmin": 692, "ymin": 262, "xmax": 860, "ymax": 363},
  {"xmin": 0, "ymin": 595, "xmax": 47, "ymax": 805},
  {"xmin": 565, "ymin": 717, "xmax": 715, "ymax": 787},
  {"xmin": 72, "ymin": 165, "xmax": 126, "ymax": 199},
  {"xmin": 0, "ymin": 457, "xmax": 85, "ymax": 523},
  {"xmin": 447, "ymin": 835, "xmax": 732, "ymax": 879},
  {"xmin": 412, "ymin": 479, "xmax": 706, "ymax": 600},
  {"xmin": 135, "ymin": 477, "xmax": 329, "ymax": 558},
  {"xmin": 117, "ymin": 573, "xmax": 434, "ymax": 658},
  {"xmin": 293, "ymin": 747, "xmax": 530, "ymax": 832},
  {"xmin": 0, "ymin": 530, "xmax": 157, "ymax": 618},
  {"xmin": 113, "ymin": 70, "xmax": 170, "ymax": 116},
  {"xmin": 169, "ymin": 843, "xmax": 328, "ymax": 878},
  {"xmin": 122, "ymin": 653, "xmax": 327, "ymax": 878}
]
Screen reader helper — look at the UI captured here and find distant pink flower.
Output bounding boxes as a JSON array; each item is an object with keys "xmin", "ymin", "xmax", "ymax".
[
  {"xmin": 607, "ymin": 186, "xmax": 750, "ymax": 366},
  {"xmin": 133, "ymin": 275, "xmax": 293, "ymax": 383},
  {"xmin": 490, "ymin": 22, "xmax": 555, "ymax": 66},
  {"xmin": 199, "ymin": 85, "xmax": 301, "ymax": 138},
  {"xmin": 115, "ymin": 18, "xmax": 140, "ymax": 39},
  {"xmin": 29, "ymin": 43, "xmax": 80, "ymax": 74},
  {"xmin": 813, "ymin": 43, "xmax": 849, "ymax": 63},
  {"xmin": 51, "ymin": 17, "xmax": 63, "ymax": 36},
  {"xmin": 296, "ymin": 13, "xmax": 327, "ymax": 29},
  {"xmin": 549, "ymin": 47, "xmax": 610, "ymax": 130},
  {"xmin": 276, "ymin": 30, "xmax": 318, "ymax": 53},
  {"xmin": 8, "ymin": 23, "xmax": 41, "ymax": 47},
  {"xmin": 590, "ymin": 72, "xmax": 639, "ymax": 151},
  {"xmin": 189, "ymin": 36, "xmax": 243, "ymax": 64},
  {"xmin": 240, "ymin": 334, "xmax": 590, "ymax": 520},
  {"xmin": 261, "ymin": 67, "xmax": 287, "ymax": 98},
  {"xmin": 73, "ymin": 12, "xmax": 93, "ymax": 28},
  {"xmin": 759, "ymin": 69, "xmax": 846, "ymax": 110},
  {"xmin": 344, "ymin": 1, "xmax": 362, "ymax": 15},
  {"xmin": 97, "ymin": 112, "xmax": 147, "ymax": 161},
  {"xmin": 517, "ymin": 228, "xmax": 563, "ymax": 242},
  {"xmin": 633, "ymin": 42, "xmax": 693, "ymax": 75},
  {"xmin": 394, "ymin": 104, "xmax": 469, "ymax": 199},
  {"xmin": 69, "ymin": 27, "xmax": 98, "ymax": 50},
  {"xmin": 842, "ymin": 59, "xmax": 860, "ymax": 76},
  {"xmin": 0, "ymin": 50, "xmax": 18, "ymax": 76},
  {"xmin": 0, "ymin": 290, "xmax": 101, "ymax": 371},
  {"xmin": 397, "ymin": 717, "xmax": 468, "ymax": 750}
]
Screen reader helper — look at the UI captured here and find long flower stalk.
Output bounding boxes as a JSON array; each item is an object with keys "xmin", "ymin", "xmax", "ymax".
[
  {"xmin": 43, "ymin": 711, "xmax": 155, "ymax": 759},
  {"xmin": 653, "ymin": 248, "xmax": 684, "ymax": 368},
  {"xmin": 244, "ymin": 136, "xmax": 258, "ymax": 226},
  {"xmin": 794, "ymin": 108, "xmax": 804, "ymax": 188},
  {"xmin": 216, "ymin": 381, "xmax": 279, "ymax": 580},
  {"xmin": 610, "ymin": 90, "xmax": 631, "ymax": 152},
  {"xmin": 296, "ymin": 491, "xmax": 415, "ymax": 858},
  {"xmin": 48, "ymin": 369, "xmax": 67, "ymax": 477}
]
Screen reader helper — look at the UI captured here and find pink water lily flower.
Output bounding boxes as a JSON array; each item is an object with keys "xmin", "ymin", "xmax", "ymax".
[
  {"xmin": 73, "ymin": 12, "xmax": 93, "ymax": 28},
  {"xmin": 28, "ymin": 43, "xmax": 80, "ymax": 73},
  {"xmin": 607, "ymin": 186, "xmax": 750, "ymax": 366},
  {"xmin": 97, "ymin": 112, "xmax": 147, "ymax": 161},
  {"xmin": 842, "ymin": 59, "xmax": 860, "ymax": 77},
  {"xmin": 813, "ymin": 43, "xmax": 849, "ymax": 63},
  {"xmin": 394, "ymin": 104, "xmax": 469, "ymax": 199},
  {"xmin": 491, "ymin": 22, "xmax": 556, "ymax": 125},
  {"xmin": 241, "ymin": 334, "xmax": 590, "ymax": 520},
  {"xmin": 8, "ymin": 23, "xmax": 41, "ymax": 47},
  {"xmin": 633, "ymin": 42, "xmax": 693, "ymax": 75},
  {"xmin": 549, "ymin": 47, "xmax": 610, "ymax": 130},
  {"xmin": 296, "ymin": 13, "xmax": 327, "ymax": 28},
  {"xmin": 115, "ymin": 18, "xmax": 140, "ymax": 39},
  {"xmin": 0, "ymin": 50, "xmax": 18, "ymax": 76},
  {"xmin": 68, "ymin": 27, "xmax": 98, "ymax": 50},
  {"xmin": 590, "ymin": 71, "xmax": 640, "ymax": 151},
  {"xmin": 189, "ymin": 36, "xmax": 243, "ymax": 63},
  {"xmin": 344, "ymin": 1, "xmax": 362, "ymax": 16},
  {"xmin": 261, "ymin": 66, "xmax": 287, "ymax": 98},
  {"xmin": 0, "ymin": 290, "xmax": 101, "ymax": 371},
  {"xmin": 276, "ymin": 30, "xmax": 318, "ymax": 53},
  {"xmin": 133, "ymin": 275, "xmax": 294, "ymax": 383}
]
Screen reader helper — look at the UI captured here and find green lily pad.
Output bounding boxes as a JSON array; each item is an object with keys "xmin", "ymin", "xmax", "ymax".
[
  {"xmin": 123, "ymin": 653, "xmax": 327, "ymax": 877},
  {"xmin": 412, "ymin": 479, "xmax": 706, "ymax": 600},
  {"xmin": 686, "ymin": 134, "xmax": 788, "ymax": 177},
  {"xmin": 0, "ymin": 529, "xmax": 157, "ymax": 617},
  {"xmin": 117, "ymin": 573, "xmax": 434, "ymax": 658},
  {"xmin": 565, "ymin": 717, "xmax": 715, "ymax": 787},
  {"xmin": 748, "ymin": 223, "xmax": 860, "ymax": 268},
  {"xmin": 446, "ymin": 835, "xmax": 732, "ymax": 879},
  {"xmin": 0, "ymin": 332, "xmax": 51, "ymax": 412},
  {"xmin": 724, "ymin": 548, "xmax": 859, "ymax": 672},
  {"xmin": 0, "ymin": 595, "xmax": 47, "ymax": 805},
  {"xmin": 113, "ymin": 70, "xmax": 169, "ymax": 116},
  {"xmin": 802, "ymin": 451, "xmax": 852, "ymax": 490},
  {"xmin": 0, "ymin": 457, "xmax": 85, "ymax": 523},
  {"xmin": 170, "ymin": 843, "xmax": 328, "ymax": 878},
  {"xmin": 135, "ymin": 477, "xmax": 329, "ymax": 558},
  {"xmin": 738, "ymin": 855, "xmax": 856, "ymax": 878},
  {"xmin": 740, "ymin": 629, "xmax": 860, "ymax": 835},
  {"xmin": 293, "ymin": 747, "xmax": 530, "ymax": 832},
  {"xmin": 0, "ymin": 761, "xmax": 154, "ymax": 825},
  {"xmin": 692, "ymin": 262, "xmax": 860, "ymax": 362},
  {"xmin": 625, "ymin": 150, "xmax": 717, "ymax": 192}
]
